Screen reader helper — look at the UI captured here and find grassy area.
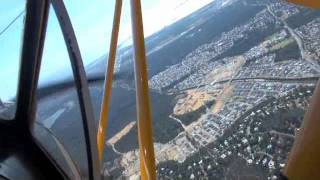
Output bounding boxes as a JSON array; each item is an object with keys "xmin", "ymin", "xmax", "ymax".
[
  {"xmin": 270, "ymin": 37, "xmax": 301, "ymax": 62},
  {"xmin": 265, "ymin": 32, "xmax": 283, "ymax": 42},
  {"xmin": 270, "ymin": 38, "xmax": 295, "ymax": 51}
]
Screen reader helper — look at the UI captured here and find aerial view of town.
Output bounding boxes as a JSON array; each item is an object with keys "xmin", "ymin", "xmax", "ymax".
[
  {"xmin": 98, "ymin": 0, "xmax": 320, "ymax": 179},
  {"xmin": 1, "ymin": 0, "xmax": 317, "ymax": 179}
]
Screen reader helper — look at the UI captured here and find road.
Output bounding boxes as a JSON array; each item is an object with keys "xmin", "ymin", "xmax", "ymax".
[
  {"xmin": 169, "ymin": 114, "xmax": 187, "ymax": 130},
  {"xmin": 266, "ymin": 5, "xmax": 320, "ymax": 72},
  {"xmin": 269, "ymin": 130, "xmax": 295, "ymax": 139},
  {"xmin": 177, "ymin": 76, "xmax": 319, "ymax": 92},
  {"xmin": 107, "ymin": 143, "xmax": 123, "ymax": 155}
]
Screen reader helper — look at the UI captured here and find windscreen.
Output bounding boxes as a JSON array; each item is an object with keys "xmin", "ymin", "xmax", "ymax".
[
  {"xmin": 29, "ymin": 0, "xmax": 320, "ymax": 179},
  {"xmin": 0, "ymin": 1, "xmax": 25, "ymax": 120},
  {"xmin": 34, "ymin": 2, "xmax": 114, "ymax": 179}
]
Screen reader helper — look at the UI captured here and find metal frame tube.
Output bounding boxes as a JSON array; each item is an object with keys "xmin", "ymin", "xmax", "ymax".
[
  {"xmin": 14, "ymin": 0, "xmax": 65, "ymax": 178},
  {"xmin": 16, "ymin": 0, "xmax": 49, "ymax": 131},
  {"xmin": 130, "ymin": 0, "xmax": 156, "ymax": 179},
  {"xmin": 51, "ymin": 0, "xmax": 100, "ymax": 179},
  {"xmin": 97, "ymin": 0, "xmax": 123, "ymax": 162}
]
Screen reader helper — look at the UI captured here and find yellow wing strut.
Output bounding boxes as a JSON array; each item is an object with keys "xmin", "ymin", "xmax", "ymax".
[
  {"xmin": 130, "ymin": 0, "xmax": 156, "ymax": 179},
  {"xmin": 97, "ymin": 0, "xmax": 156, "ymax": 179},
  {"xmin": 97, "ymin": 0, "xmax": 122, "ymax": 161}
]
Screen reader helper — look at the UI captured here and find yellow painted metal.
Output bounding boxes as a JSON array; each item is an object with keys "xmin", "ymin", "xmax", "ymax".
[
  {"xmin": 287, "ymin": 0, "xmax": 320, "ymax": 8},
  {"xmin": 97, "ymin": 0, "xmax": 122, "ymax": 162},
  {"xmin": 130, "ymin": 0, "xmax": 156, "ymax": 179},
  {"xmin": 284, "ymin": 81, "xmax": 320, "ymax": 179}
]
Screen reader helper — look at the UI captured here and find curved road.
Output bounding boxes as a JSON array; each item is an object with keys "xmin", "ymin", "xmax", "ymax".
[{"xmin": 266, "ymin": 5, "xmax": 320, "ymax": 72}]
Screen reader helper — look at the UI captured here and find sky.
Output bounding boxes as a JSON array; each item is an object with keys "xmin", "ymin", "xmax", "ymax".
[{"xmin": 0, "ymin": 0, "xmax": 214, "ymax": 101}]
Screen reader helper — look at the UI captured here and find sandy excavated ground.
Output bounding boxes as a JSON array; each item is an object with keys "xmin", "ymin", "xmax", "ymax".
[
  {"xmin": 174, "ymin": 56, "xmax": 244, "ymax": 116},
  {"xmin": 212, "ymin": 84, "xmax": 234, "ymax": 114},
  {"xmin": 174, "ymin": 89, "xmax": 214, "ymax": 115},
  {"xmin": 108, "ymin": 121, "xmax": 136, "ymax": 145}
]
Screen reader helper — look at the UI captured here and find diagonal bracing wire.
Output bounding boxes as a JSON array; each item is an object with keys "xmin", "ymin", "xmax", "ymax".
[{"xmin": 0, "ymin": 10, "xmax": 25, "ymax": 38}]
